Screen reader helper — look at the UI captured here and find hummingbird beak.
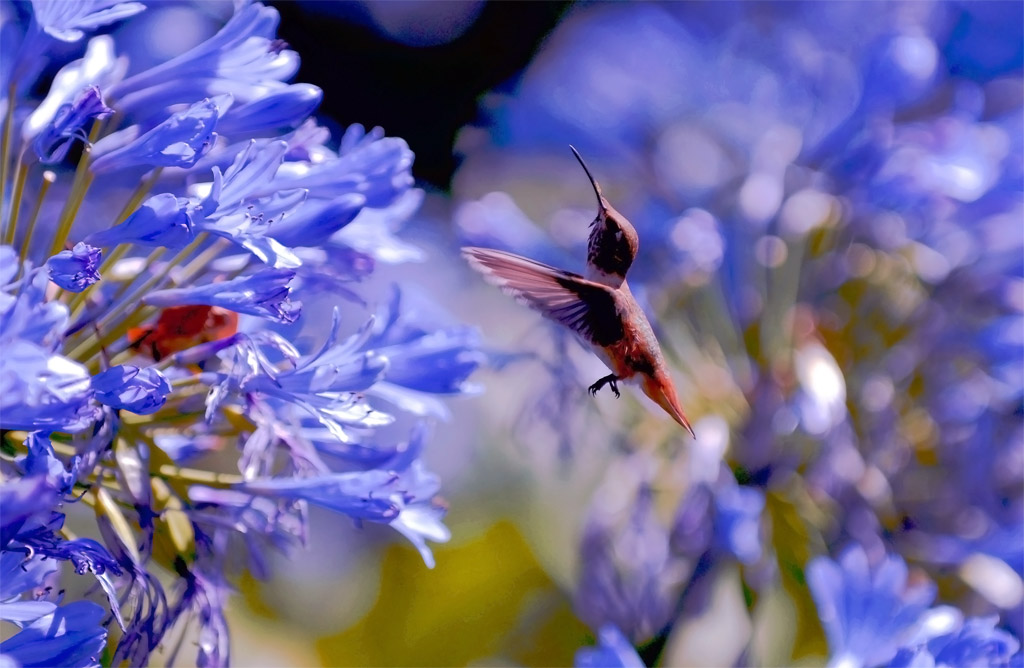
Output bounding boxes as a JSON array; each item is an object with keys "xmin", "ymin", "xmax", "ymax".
[
  {"xmin": 641, "ymin": 372, "xmax": 696, "ymax": 438},
  {"xmin": 569, "ymin": 145, "xmax": 606, "ymax": 215}
]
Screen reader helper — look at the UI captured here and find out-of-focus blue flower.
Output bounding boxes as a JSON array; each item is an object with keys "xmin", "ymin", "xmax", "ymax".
[
  {"xmin": 0, "ymin": 550, "xmax": 59, "ymax": 622},
  {"xmin": 1, "ymin": 470, "xmax": 122, "ymax": 667},
  {"xmin": 91, "ymin": 365, "xmax": 171, "ymax": 415},
  {"xmin": 213, "ymin": 83, "xmax": 322, "ymax": 137},
  {"xmin": 0, "ymin": 338, "xmax": 96, "ymax": 432},
  {"xmin": 1, "ymin": 256, "xmax": 71, "ymax": 350},
  {"xmin": 46, "ymin": 242, "xmax": 102, "ymax": 292},
  {"xmin": 33, "ymin": 85, "xmax": 113, "ymax": 163},
  {"xmin": 712, "ymin": 485, "xmax": 765, "ymax": 565},
  {"xmin": 172, "ymin": 562, "xmax": 231, "ymax": 668},
  {"xmin": 300, "ymin": 1, "xmax": 485, "ymax": 48},
  {"xmin": 0, "ymin": 595, "xmax": 107, "ymax": 668},
  {"xmin": 1, "ymin": 1, "xmax": 479, "ymax": 664},
  {"xmin": 0, "ymin": 268, "xmax": 97, "ymax": 433},
  {"xmin": 18, "ymin": 35, "xmax": 126, "ymax": 143},
  {"xmin": 145, "ymin": 269, "xmax": 300, "ymax": 323},
  {"xmin": 670, "ymin": 483, "xmax": 714, "ymax": 560},
  {"xmin": 575, "ymin": 456, "xmax": 692, "ymax": 643},
  {"xmin": 109, "ymin": 3, "xmax": 298, "ymax": 120},
  {"xmin": 807, "ymin": 545, "xmax": 936, "ymax": 668},
  {"xmin": 574, "ymin": 624, "xmax": 645, "ymax": 668},
  {"xmin": 893, "ymin": 614, "xmax": 1022, "ymax": 668},
  {"xmin": 0, "ymin": 476, "xmax": 58, "ymax": 548},
  {"xmin": 29, "ymin": 0, "xmax": 145, "ymax": 43},
  {"xmin": 22, "ymin": 432, "xmax": 79, "ymax": 496}
]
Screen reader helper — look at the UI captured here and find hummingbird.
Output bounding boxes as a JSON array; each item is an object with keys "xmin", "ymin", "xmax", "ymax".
[{"xmin": 462, "ymin": 146, "xmax": 695, "ymax": 437}]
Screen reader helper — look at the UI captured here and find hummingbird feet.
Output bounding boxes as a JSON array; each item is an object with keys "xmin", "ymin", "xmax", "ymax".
[{"xmin": 588, "ymin": 374, "xmax": 620, "ymax": 399}]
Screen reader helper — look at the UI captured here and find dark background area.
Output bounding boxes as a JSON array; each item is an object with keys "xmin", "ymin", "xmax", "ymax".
[{"xmin": 272, "ymin": 1, "xmax": 572, "ymax": 191}]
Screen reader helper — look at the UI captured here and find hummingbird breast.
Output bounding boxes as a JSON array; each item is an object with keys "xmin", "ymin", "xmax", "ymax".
[{"xmin": 591, "ymin": 295, "xmax": 662, "ymax": 382}]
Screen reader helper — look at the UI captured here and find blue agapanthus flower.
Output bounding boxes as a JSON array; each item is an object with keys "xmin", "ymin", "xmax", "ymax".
[
  {"xmin": 46, "ymin": 241, "xmax": 102, "ymax": 292},
  {"xmin": 0, "ymin": 475, "xmax": 116, "ymax": 668},
  {"xmin": 450, "ymin": 0, "xmax": 1022, "ymax": 663},
  {"xmin": 809, "ymin": 547, "xmax": 1022, "ymax": 668},
  {"xmin": 0, "ymin": 2, "xmax": 481, "ymax": 665},
  {"xmin": 807, "ymin": 545, "xmax": 937, "ymax": 668},
  {"xmin": 574, "ymin": 624, "xmax": 645, "ymax": 668}
]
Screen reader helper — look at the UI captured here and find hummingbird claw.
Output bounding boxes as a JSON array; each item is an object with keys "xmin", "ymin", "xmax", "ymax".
[{"xmin": 588, "ymin": 374, "xmax": 620, "ymax": 398}]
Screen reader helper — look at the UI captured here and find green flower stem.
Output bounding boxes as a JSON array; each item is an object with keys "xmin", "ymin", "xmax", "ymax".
[
  {"xmin": 3, "ymin": 152, "xmax": 28, "ymax": 247},
  {"xmin": 48, "ymin": 120, "xmax": 103, "ymax": 257},
  {"xmin": 105, "ymin": 235, "xmax": 210, "ymax": 324},
  {"xmin": 66, "ymin": 171, "xmax": 164, "ymax": 312},
  {"xmin": 115, "ymin": 167, "xmax": 163, "ymax": 223},
  {"xmin": 67, "ymin": 235, "xmax": 207, "ymax": 362},
  {"xmin": 0, "ymin": 82, "xmax": 16, "ymax": 241},
  {"xmin": 701, "ymin": 276, "xmax": 748, "ymax": 362},
  {"xmin": 101, "ymin": 235, "xmax": 205, "ymax": 325},
  {"xmin": 66, "ymin": 245, "xmax": 159, "ymax": 349},
  {"xmin": 156, "ymin": 464, "xmax": 243, "ymax": 487},
  {"xmin": 112, "ymin": 246, "xmax": 166, "ymax": 303},
  {"xmin": 761, "ymin": 235, "xmax": 808, "ymax": 367},
  {"xmin": 85, "ymin": 305, "xmax": 158, "ymax": 371},
  {"xmin": 18, "ymin": 169, "xmax": 55, "ymax": 264},
  {"xmin": 96, "ymin": 240, "xmax": 231, "ymax": 367},
  {"xmin": 169, "ymin": 375, "xmax": 203, "ymax": 389},
  {"xmin": 173, "ymin": 236, "xmax": 230, "ymax": 285}
]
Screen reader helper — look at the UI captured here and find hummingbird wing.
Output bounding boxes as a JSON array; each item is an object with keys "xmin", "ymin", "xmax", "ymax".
[{"xmin": 462, "ymin": 247, "xmax": 624, "ymax": 346}]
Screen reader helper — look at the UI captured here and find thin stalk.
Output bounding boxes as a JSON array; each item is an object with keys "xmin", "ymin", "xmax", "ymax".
[
  {"xmin": 75, "ymin": 304, "xmax": 152, "ymax": 367},
  {"xmin": 156, "ymin": 464, "xmax": 243, "ymax": 487},
  {"xmin": 761, "ymin": 235, "xmax": 808, "ymax": 368},
  {"xmin": 108, "ymin": 246, "xmax": 165, "ymax": 305},
  {"xmin": 47, "ymin": 164, "xmax": 94, "ymax": 256},
  {"xmin": 67, "ymin": 246, "xmax": 168, "ymax": 346},
  {"xmin": 67, "ymin": 235, "xmax": 207, "ymax": 361},
  {"xmin": 65, "ymin": 167, "xmax": 165, "ymax": 313},
  {"xmin": 18, "ymin": 169, "xmax": 55, "ymax": 264},
  {"xmin": 0, "ymin": 82, "xmax": 16, "ymax": 240},
  {"xmin": 103, "ymin": 235, "xmax": 207, "ymax": 328},
  {"xmin": 114, "ymin": 167, "xmax": 163, "ymax": 223},
  {"xmin": 3, "ymin": 152, "xmax": 28, "ymax": 246},
  {"xmin": 48, "ymin": 121, "xmax": 103, "ymax": 257},
  {"xmin": 172, "ymin": 237, "xmax": 229, "ymax": 285},
  {"xmin": 170, "ymin": 375, "xmax": 203, "ymax": 390},
  {"xmin": 67, "ymin": 244, "xmax": 151, "ymax": 321}
]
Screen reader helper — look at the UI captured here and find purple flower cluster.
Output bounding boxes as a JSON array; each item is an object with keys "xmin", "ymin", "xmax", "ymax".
[
  {"xmin": 0, "ymin": 2, "xmax": 480, "ymax": 665},
  {"xmin": 450, "ymin": 1, "xmax": 1022, "ymax": 664}
]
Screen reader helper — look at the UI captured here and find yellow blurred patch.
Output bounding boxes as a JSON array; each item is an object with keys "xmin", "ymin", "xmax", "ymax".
[{"xmin": 317, "ymin": 520, "xmax": 590, "ymax": 667}]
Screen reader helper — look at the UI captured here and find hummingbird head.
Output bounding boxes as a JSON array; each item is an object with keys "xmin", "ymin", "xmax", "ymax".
[{"xmin": 570, "ymin": 146, "xmax": 639, "ymax": 286}]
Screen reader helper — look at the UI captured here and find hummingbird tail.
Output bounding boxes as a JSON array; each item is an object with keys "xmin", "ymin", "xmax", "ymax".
[{"xmin": 641, "ymin": 373, "xmax": 696, "ymax": 438}]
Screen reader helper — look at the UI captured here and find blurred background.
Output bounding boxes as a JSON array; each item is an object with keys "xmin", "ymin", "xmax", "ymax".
[{"xmin": 130, "ymin": 1, "xmax": 1023, "ymax": 665}]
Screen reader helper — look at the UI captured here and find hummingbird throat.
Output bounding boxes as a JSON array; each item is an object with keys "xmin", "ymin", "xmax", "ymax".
[{"xmin": 587, "ymin": 220, "xmax": 633, "ymax": 279}]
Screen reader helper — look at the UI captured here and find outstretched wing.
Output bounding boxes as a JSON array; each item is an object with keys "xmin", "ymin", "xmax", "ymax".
[{"xmin": 462, "ymin": 247, "xmax": 624, "ymax": 346}]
